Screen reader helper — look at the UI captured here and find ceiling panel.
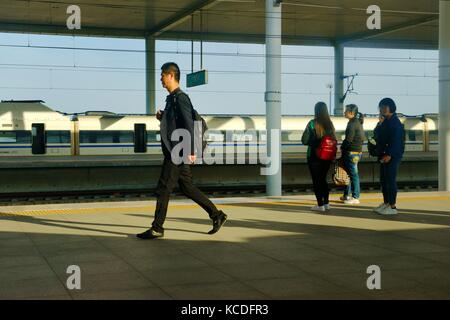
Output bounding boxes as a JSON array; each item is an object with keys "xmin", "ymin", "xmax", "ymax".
[{"xmin": 0, "ymin": 0, "xmax": 440, "ymax": 49}]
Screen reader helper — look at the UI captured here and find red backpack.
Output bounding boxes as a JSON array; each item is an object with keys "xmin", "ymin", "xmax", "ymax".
[
  {"xmin": 310, "ymin": 121, "xmax": 337, "ymax": 161},
  {"xmin": 316, "ymin": 135, "xmax": 338, "ymax": 161}
]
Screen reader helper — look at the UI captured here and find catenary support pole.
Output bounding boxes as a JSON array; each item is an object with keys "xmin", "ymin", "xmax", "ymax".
[
  {"xmin": 145, "ymin": 36, "xmax": 156, "ymax": 114},
  {"xmin": 334, "ymin": 43, "xmax": 344, "ymax": 115}
]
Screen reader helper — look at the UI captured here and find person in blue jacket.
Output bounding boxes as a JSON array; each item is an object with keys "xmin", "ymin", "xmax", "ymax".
[{"xmin": 373, "ymin": 98, "xmax": 405, "ymax": 215}]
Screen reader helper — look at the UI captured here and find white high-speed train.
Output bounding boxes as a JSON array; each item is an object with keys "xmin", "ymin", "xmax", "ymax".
[{"xmin": 0, "ymin": 100, "xmax": 438, "ymax": 157}]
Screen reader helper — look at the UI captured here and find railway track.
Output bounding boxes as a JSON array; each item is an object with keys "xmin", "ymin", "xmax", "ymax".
[{"xmin": 0, "ymin": 181, "xmax": 438, "ymax": 206}]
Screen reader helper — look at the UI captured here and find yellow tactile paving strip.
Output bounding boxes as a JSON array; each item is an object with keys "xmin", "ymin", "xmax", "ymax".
[{"xmin": 1, "ymin": 195, "xmax": 450, "ymax": 217}]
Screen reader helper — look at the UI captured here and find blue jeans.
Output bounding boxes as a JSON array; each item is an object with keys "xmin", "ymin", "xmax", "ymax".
[
  {"xmin": 380, "ymin": 157, "xmax": 401, "ymax": 206},
  {"xmin": 343, "ymin": 152, "xmax": 362, "ymax": 199}
]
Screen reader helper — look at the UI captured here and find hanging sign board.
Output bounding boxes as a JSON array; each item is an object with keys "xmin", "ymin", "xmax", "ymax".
[{"xmin": 187, "ymin": 70, "xmax": 208, "ymax": 88}]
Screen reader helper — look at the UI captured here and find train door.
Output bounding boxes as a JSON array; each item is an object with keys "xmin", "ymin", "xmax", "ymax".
[
  {"xmin": 134, "ymin": 124, "xmax": 147, "ymax": 153},
  {"xmin": 32, "ymin": 123, "xmax": 46, "ymax": 155}
]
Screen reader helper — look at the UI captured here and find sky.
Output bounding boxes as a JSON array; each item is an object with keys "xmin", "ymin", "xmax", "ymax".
[{"xmin": 0, "ymin": 32, "xmax": 439, "ymax": 116}]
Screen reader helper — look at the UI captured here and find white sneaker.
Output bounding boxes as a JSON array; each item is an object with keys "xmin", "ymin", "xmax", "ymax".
[
  {"xmin": 378, "ymin": 207, "xmax": 398, "ymax": 215},
  {"xmin": 311, "ymin": 205, "xmax": 326, "ymax": 212},
  {"xmin": 344, "ymin": 198, "xmax": 360, "ymax": 204},
  {"xmin": 373, "ymin": 203, "xmax": 388, "ymax": 213},
  {"xmin": 324, "ymin": 204, "xmax": 331, "ymax": 211}
]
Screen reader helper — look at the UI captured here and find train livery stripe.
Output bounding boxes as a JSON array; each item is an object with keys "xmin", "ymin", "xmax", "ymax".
[
  {"xmin": 0, "ymin": 145, "xmax": 71, "ymax": 149},
  {"xmin": 75, "ymin": 142, "xmax": 426, "ymax": 147},
  {"xmin": 0, "ymin": 142, "xmax": 428, "ymax": 149}
]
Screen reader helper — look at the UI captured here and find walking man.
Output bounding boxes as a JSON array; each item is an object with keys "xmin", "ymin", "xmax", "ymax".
[{"xmin": 137, "ymin": 62, "xmax": 228, "ymax": 239}]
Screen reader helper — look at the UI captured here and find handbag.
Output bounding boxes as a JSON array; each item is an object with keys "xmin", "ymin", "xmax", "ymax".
[
  {"xmin": 332, "ymin": 158, "xmax": 350, "ymax": 186},
  {"xmin": 368, "ymin": 137, "xmax": 379, "ymax": 157}
]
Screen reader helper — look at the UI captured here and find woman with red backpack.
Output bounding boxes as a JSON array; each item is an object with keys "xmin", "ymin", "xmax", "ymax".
[{"xmin": 301, "ymin": 102, "xmax": 337, "ymax": 212}]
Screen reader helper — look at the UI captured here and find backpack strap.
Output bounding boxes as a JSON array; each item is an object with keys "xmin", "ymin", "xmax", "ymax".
[
  {"xmin": 173, "ymin": 90, "xmax": 196, "ymax": 120},
  {"xmin": 307, "ymin": 120, "xmax": 315, "ymax": 158}
]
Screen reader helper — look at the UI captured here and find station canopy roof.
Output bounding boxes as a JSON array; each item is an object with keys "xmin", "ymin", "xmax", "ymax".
[{"xmin": 0, "ymin": 0, "xmax": 440, "ymax": 49}]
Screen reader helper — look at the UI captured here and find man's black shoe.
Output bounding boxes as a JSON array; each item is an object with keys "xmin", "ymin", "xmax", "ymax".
[
  {"xmin": 136, "ymin": 228, "xmax": 164, "ymax": 240},
  {"xmin": 208, "ymin": 212, "xmax": 228, "ymax": 235}
]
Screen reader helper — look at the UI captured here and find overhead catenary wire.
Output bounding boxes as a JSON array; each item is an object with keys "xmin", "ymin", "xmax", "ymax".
[
  {"xmin": 0, "ymin": 2, "xmax": 438, "ymax": 116},
  {"xmin": 0, "ymin": 85, "xmax": 437, "ymax": 98},
  {"xmin": 0, "ymin": 62, "xmax": 438, "ymax": 79},
  {"xmin": 0, "ymin": 10, "xmax": 438, "ymax": 102},
  {"xmin": 0, "ymin": 43, "xmax": 439, "ymax": 63}
]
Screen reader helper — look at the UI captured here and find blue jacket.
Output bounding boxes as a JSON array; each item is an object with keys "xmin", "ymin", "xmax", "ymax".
[{"xmin": 374, "ymin": 113, "xmax": 405, "ymax": 159}]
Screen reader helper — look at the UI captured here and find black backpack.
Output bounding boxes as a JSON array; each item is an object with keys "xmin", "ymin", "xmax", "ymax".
[
  {"xmin": 173, "ymin": 91, "xmax": 208, "ymax": 155},
  {"xmin": 192, "ymin": 108, "xmax": 208, "ymax": 154}
]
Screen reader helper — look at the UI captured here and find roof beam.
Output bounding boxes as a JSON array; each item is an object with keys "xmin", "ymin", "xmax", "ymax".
[
  {"xmin": 337, "ymin": 15, "xmax": 438, "ymax": 45},
  {"xmin": 0, "ymin": 21, "xmax": 436, "ymax": 50},
  {"xmin": 158, "ymin": 30, "xmax": 436, "ymax": 49},
  {"xmin": 150, "ymin": 0, "xmax": 220, "ymax": 37},
  {"xmin": 0, "ymin": 22, "xmax": 145, "ymax": 38},
  {"xmin": 158, "ymin": 30, "xmax": 334, "ymax": 46}
]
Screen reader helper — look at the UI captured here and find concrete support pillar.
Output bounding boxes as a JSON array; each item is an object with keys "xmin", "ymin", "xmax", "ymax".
[
  {"xmin": 145, "ymin": 36, "xmax": 156, "ymax": 115},
  {"xmin": 265, "ymin": 0, "xmax": 282, "ymax": 197},
  {"xmin": 334, "ymin": 44, "xmax": 344, "ymax": 116},
  {"xmin": 439, "ymin": 1, "xmax": 450, "ymax": 191}
]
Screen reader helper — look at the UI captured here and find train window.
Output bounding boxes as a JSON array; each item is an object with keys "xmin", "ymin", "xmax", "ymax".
[
  {"xmin": 96, "ymin": 132, "xmax": 112, "ymax": 143},
  {"xmin": 230, "ymin": 130, "xmax": 258, "ymax": 142},
  {"xmin": 147, "ymin": 131, "xmax": 160, "ymax": 142},
  {"xmin": 80, "ymin": 131, "xmax": 133, "ymax": 143},
  {"xmin": 282, "ymin": 131, "xmax": 302, "ymax": 142},
  {"xmin": 0, "ymin": 131, "xmax": 31, "ymax": 143},
  {"xmin": 81, "ymin": 132, "xmax": 96, "ymax": 143},
  {"xmin": 46, "ymin": 131, "xmax": 71, "ymax": 143},
  {"xmin": 0, "ymin": 131, "xmax": 18, "ymax": 143},
  {"xmin": 17, "ymin": 131, "xmax": 32, "ymax": 143},
  {"xmin": 117, "ymin": 131, "xmax": 133, "ymax": 143},
  {"xmin": 405, "ymin": 130, "xmax": 423, "ymax": 142},
  {"xmin": 259, "ymin": 130, "xmax": 267, "ymax": 142},
  {"xmin": 429, "ymin": 130, "xmax": 438, "ymax": 142},
  {"xmin": 205, "ymin": 130, "xmax": 224, "ymax": 142}
]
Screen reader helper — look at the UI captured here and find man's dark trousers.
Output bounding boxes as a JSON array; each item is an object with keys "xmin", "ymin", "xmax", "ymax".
[
  {"xmin": 380, "ymin": 157, "xmax": 401, "ymax": 206},
  {"xmin": 152, "ymin": 157, "xmax": 222, "ymax": 232}
]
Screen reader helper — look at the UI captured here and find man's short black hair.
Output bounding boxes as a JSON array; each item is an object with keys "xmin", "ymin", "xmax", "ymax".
[
  {"xmin": 161, "ymin": 62, "xmax": 180, "ymax": 82},
  {"xmin": 379, "ymin": 97, "xmax": 397, "ymax": 113}
]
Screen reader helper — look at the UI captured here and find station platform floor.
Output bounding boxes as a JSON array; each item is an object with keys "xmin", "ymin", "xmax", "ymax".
[{"xmin": 1, "ymin": 191, "xmax": 449, "ymax": 300}]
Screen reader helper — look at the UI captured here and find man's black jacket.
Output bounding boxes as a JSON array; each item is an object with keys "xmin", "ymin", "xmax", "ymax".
[{"xmin": 160, "ymin": 87, "xmax": 195, "ymax": 160}]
